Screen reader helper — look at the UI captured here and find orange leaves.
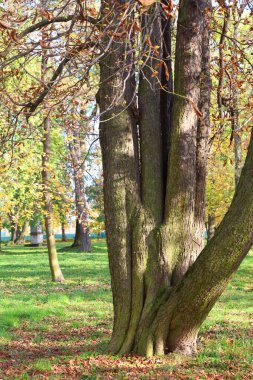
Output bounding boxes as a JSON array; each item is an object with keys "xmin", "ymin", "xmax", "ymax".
[
  {"xmin": 164, "ymin": 62, "xmax": 170, "ymax": 81},
  {"xmin": 133, "ymin": 21, "xmax": 142, "ymax": 32},
  {"xmin": 161, "ymin": 0, "xmax": 174, "ymax": 18},
  {"xmin": 154, "ymin": 61, "xmax": 170, "ymax": 81},
  {"xmin": 9, "ymin": 29, "xmax": 19, "ymax": 43}
]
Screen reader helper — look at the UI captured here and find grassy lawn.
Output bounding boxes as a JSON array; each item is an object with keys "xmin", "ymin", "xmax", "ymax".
[{"xmin": 0, "ymin": 240, "xmax": 252, "ymax": 379}]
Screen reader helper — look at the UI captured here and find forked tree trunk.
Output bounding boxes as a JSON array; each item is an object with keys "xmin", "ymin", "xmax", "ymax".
[{"xmin": 98, "ymin": 0, "xmax": 251, "ymax": 357}]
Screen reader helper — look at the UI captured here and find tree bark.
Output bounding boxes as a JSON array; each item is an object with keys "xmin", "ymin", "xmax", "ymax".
[
  {"xmin": 15, "ymin": 221, "xmax": 29, "ymax": 245},
  {"xmin": 61, "ymin": 221, "xmax": 67, "ymax": 242},
  {"xmin": 41, "ymin": 16, "xmax": 64, "ymax": 283},
  {"xmin": 8, "ymin": 212, "xmax": 18, "ymax": 244},
  {"xmin": 98, "ymin": 0, "xmax": 251, "ymax": 357},
  {"xmin": 42, "ymin": 117, "xmax": 64, "ymax": 282},
  {"xmin": 231, "ymin": 8, "xmax": 243, "ymax": 188},
  {"xmin": 72, "ymin": 218, "xmax": 91, "ymax": 252},
  {"xmin": 68, "ymin": 132, "xmax": 91, "ymax": 253},
  {"xmin": 165, "ymin": 0, "xmax": 211, "ymax": 285},
  {"xmin": 98, "ymin": 0, "xmax": 141, "ymax": 353}
]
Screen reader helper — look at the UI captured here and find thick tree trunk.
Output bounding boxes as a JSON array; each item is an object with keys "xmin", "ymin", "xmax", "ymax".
[
  {"xmin": 99, "ymin": 0, "xmax": 251, "ymax": 357},
  {"xmin": 72, "ymin": 218, "xmax": 91, "ymax": 252},
  {"xmin": 98, "ymin": 0, "xmax": 141, "ymax": 353},
  {"xmin": 134, "ymin": 132, "xmax": 253, "ymax": 355},
  {"xmin": 165, "ymin": 0, "xmax": 211, "ymax": 285}
]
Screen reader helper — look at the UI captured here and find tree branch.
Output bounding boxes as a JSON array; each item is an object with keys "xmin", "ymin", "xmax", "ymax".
[{"xmin": 19, "ymin": 14, "xmax": 98, "ymax": 39}]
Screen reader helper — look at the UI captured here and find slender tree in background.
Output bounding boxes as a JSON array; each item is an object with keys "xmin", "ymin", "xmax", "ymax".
[
  {"xmin": 41, "ymin": 5, "xmax": 64, "ymax": 282},
  {"xmin": 68, "ymin": 128, "xmax": 91, "ymax": 252},
  {"xmin": 42, "ymin": 115, "xmax": 64, "ymax": 282},
  {"xmin": 61, "ymin": 221, "xmax": 67, "ymax": 242}
]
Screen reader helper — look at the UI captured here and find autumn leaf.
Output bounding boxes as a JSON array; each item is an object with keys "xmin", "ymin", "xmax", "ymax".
[
  {"xmin": 138, "ymin": 0, "xmax": 160, "ymax": 7},
  {"xmin": 163, "ymin": 61, "xmax": 170, "ymax": 81},
  {"xmin": 0, "ymin": 19, "xmax": 12, "ymax": 30},
  {"xmin": 133, "ymin": 21, "xmax": 142, "ymax": 32},
  {"xmin": 9, "ymin": 30, "xmax": 19, "ymax": 43}
]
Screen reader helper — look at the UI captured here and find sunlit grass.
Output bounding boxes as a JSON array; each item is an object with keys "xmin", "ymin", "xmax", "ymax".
[{"xmin": 0, "ymin": 240, "xmax": 252, "ymax": 379}]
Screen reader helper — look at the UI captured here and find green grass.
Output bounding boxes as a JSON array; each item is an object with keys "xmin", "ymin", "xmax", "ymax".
[{"xmin": 0, "ymin": 241, "xmax": 252, "ymax": 379}]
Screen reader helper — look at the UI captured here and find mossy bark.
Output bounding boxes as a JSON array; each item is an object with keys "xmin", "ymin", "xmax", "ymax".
[{"xmin": 98, "ymin": 0, "xmax": 251, "ymax": 357}]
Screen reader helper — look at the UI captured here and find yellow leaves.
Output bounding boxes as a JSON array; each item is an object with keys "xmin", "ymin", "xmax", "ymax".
[{"xmin": 138, "ymin": 0, "xmax": 160, "ymax": 7}]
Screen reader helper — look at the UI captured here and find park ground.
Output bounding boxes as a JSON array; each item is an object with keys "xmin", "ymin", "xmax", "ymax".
[{"xmin": 0, "ymin": 241, "xmax": 252, "ymax": 380}]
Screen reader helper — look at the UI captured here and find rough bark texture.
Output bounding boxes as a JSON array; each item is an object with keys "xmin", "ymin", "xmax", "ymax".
[
  {"xmin": 98, "ymin": 0, "xmax": 251, "ymax": 357},
  {"xmin": 160, "ymin": 3, "xmax": 173, "ymax": 191},
  {"xmin": 165, "ymin": 0, "xmax": 211, "ymax": 285}
]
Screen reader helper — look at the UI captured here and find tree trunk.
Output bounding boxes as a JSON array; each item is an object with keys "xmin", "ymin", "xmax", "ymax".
[
  {"xmin": 61, "ymin": 221, "xmax": 67, "ymax": 242},
  {"xmin": 42, "ymin": 117, "xmax": 64, "ymax": 282},
  {"xmin": 8, "ymin": 212, "xmax": 18, "ymax": 244},
  {"xmin": 98, "ymin": 0, "xmax": 251, "ymax": 357},
  {"xmin": 68, "ymin": 131, "xmax": 91, "ymax": 253},
  {"xmin": 15, "ymin": 221, "xmax": 29, "ymax": 245},
  {"xmin": 41, "ymin": 18, "xmax": 64, "ymax": 283},
  {"xmin": 231, "ymin": 8, "xmax": 243, "ymax": 188},
  {"xmin": 72, "ymin": 218, "xmax": 91, "ymax": 252}
]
